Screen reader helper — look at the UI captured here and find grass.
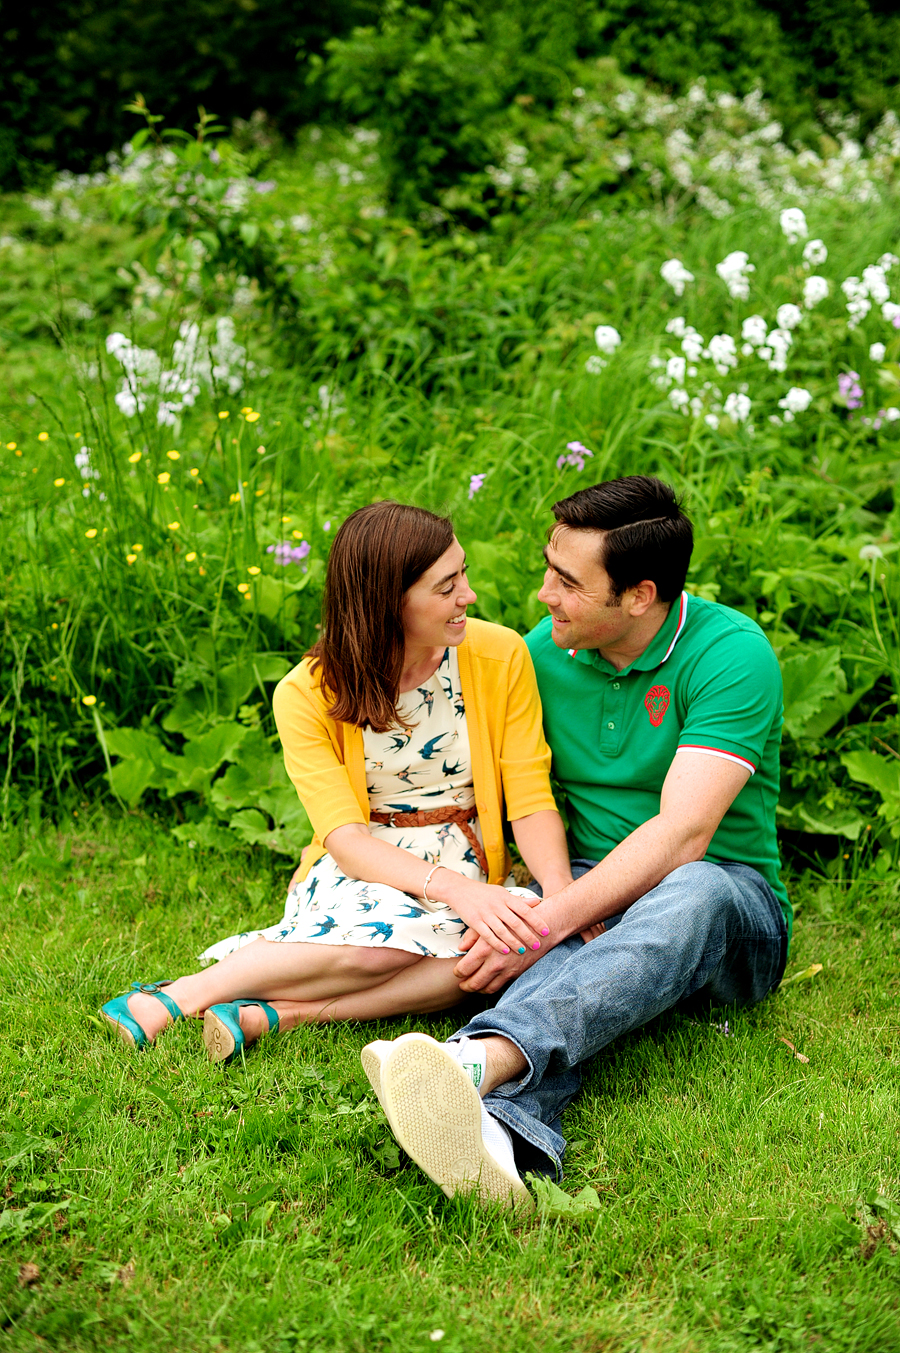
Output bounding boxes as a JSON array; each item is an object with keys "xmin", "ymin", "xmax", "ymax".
[{"xmin": 2, "ymin": 811, "xmax": 898, "ymax": 1351}]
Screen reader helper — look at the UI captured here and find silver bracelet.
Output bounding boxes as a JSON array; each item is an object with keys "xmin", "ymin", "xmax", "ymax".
[{"xmin": 422, "ymin": 863, "xmax": 446, "ymax": 904}]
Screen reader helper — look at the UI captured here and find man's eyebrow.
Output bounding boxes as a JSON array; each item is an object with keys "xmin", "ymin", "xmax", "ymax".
[{"xmin": 542, "ymin": 544, "xmax": 581, "ymax": 587}]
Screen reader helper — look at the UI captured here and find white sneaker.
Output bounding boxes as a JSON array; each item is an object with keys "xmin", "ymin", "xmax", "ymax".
[{"xmin": 365, "ymin": 1032, "xmax": 533, "ymax": 1211}]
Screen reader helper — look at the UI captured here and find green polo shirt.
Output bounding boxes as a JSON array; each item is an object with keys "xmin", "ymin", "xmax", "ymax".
[{"xmin": 526, "ymin": 593, "xmax": 790, "ymax": 942}]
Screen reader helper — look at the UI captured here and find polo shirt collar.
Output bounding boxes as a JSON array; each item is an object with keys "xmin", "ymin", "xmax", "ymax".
[{"xmin": 569, "ymin": 591, "xmax": 690, "ymax": 676}]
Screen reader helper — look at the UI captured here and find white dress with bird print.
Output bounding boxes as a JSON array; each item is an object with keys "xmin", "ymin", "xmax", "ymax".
[{"xmin": 200, "ymin": 646, "xmax": 537, "ymax": 962}]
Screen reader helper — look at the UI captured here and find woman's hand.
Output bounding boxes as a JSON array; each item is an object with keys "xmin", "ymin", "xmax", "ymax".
[{"xmin": 429, "ymin": 871, "xmax": 548, "ymax": 955}]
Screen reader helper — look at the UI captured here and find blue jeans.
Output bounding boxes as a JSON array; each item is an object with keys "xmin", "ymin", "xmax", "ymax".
[{"xmin": 452, "ymin": 859, "xmax": 787, "ymax": 1181}]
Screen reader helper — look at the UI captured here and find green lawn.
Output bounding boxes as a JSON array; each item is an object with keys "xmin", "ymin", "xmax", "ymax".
[{"xmin": 2, "ymin": 812, "xmax": 898, "ymax": 1352}]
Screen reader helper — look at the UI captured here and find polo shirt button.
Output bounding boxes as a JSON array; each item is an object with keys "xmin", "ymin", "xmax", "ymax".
[
  {"xmin": 607, "ymin": 721, "xmax": 615, "ymax": 730},
  {"xmin": 613, "ymin": 682, "xmax": 620, "ymax": 690}
]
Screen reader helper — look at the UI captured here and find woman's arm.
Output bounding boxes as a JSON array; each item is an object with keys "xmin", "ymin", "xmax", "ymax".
[
  {"xmin": 324, "ymin": 823, "xmax": 546, "ymax": 955},
  {"xmin": 511, "ymin": 809, "xmax": 573, "ymax": 895}
]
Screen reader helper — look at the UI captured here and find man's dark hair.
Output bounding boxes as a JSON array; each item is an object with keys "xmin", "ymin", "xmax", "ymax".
[{"xmin": 552, "ymin": 475, "xmax": 693, "ymax": 604}]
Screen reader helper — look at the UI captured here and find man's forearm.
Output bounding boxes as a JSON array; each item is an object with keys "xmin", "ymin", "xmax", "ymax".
[{"xmin": 538, "ymin": 812, "xmax": 711, "ymax": 940}]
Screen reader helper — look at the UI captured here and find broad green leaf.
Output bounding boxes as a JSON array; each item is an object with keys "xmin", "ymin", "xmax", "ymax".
[
  {"xmin": 171, "ymin": 820, "xmax": 236, "ymax": 851},
  {"xmin": 840, "ymin": 750, "xmax": 900, "ymax": 807},
  {"xmin": 104, "ymin": 727, "xmax": 176, "ymax": 805},
  {"xmin": 527, "ymin": 1174, "xmax": 603, "ymax": 1219},
  {"xmin": 780, "ymin": 647, "xmax": 844, "ymax": 738}
]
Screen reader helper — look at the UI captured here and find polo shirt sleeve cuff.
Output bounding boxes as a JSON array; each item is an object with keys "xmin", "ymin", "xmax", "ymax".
[{"xmin": 676, "ymin": 740, "xmax": 758, "ymax": 775}]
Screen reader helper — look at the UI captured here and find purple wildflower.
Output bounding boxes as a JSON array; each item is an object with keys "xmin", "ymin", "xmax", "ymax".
[
  {"xmin": 468, "ymin": 473, "xmax": 486, "ymax": 500},
  {"xmin": 267, "ymin": 539, "xmax": 311, "ymax": 571},
  {"xmin": 838, "ymin": 371, "xmax": 863, "ymax": 410},
  {"xmin": 556, "ymin": 440, "xmax": 594, "ymax": 472},
  {"xmin": 322, "ymin": 520, "xmax": 331, "ymax": 531}
]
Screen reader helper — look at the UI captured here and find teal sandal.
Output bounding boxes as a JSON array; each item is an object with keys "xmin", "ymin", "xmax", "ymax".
[
  {"xmin": 203, "ymin": 1000, "xmax": 280, "ymax": 1065},
  {"xmin": 100, "ymin": 980, "xmax": 184, "ymax": 1050}
]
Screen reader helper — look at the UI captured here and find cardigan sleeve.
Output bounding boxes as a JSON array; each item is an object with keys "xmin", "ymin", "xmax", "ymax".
[
  {"xmin": 498, "ymin": 637, "xmax": 558, "ymax": 820},
  {"xmin": 272, "ymin": 671, "xmax": 367, "ymax": 843}
]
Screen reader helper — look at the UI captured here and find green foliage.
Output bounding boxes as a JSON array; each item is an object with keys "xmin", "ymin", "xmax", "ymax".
[{"xmin": 0, "ymin": 0, "xmax": 379, "ymax": 189}]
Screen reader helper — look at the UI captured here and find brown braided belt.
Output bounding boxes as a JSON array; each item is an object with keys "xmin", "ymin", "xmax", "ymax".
[{"xmin": 368, "ymin": 806, "xmax": 489, "ymax": 879}]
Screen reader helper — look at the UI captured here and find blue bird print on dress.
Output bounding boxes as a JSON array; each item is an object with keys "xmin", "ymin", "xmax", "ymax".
[
  {"xmin": 395, "ymin": 767, "xmax": 419, "ymax": 786},
  {"xmin": 385, "ymin": 802, "xmax": 419, "ymax": 814},
  {"xmin": 442, "ymin": 758, "xmax": 464, "ymax": 777},
  {"xmin": 354, "ymin": 901, "xmax": 377, "ymax": 912},
  {"xmin": 397, "ymin": 902, "xmax": 427, "ymax": 918},
  {"xmin": 432, "ymin": 917, "xmax": 464, "ymax": 935},
  {"xmin": 419, "ymin": 786, "xmax": 451, "ymax": 798},
  {"xmin": 461, "ymin": 844, "xmax": 479, "ymax": 867},
  {"xmin": 454, "ymin": 696, "xmax": 466, "ymax": 718},
  {"xmin": 310, "ymin": 915, "xmax": 339, "ymax": 938},
  {"xmin": 388, "ymin": 731, "xmax": 412, "ymax": 752},
  {"xmin": 418, "ymin": 688, "xmax": 435, "ymax": 716},
  {"xmin": 420, "ymin": 733, "xmax": 453, "ymax": 760},
  {"xmin": 356, "ymin": 921, "xmax": 394, "ymax": 943},
  {"xmin": 304, "ymin": 874, "xmax": 320, "ymax": 903},
  {"xmin": 436, "ymin": 823, "xmax": 454, "ymax": 846},
  {"xmin": 414, "ymin": 940, "xmax": 435, "ymax": 956}
]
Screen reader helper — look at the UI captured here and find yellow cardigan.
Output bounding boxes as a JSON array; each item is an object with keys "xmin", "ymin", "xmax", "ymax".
[{"xmin": 272, "ymin": 617, "xmax": 557, "ymax": 885}]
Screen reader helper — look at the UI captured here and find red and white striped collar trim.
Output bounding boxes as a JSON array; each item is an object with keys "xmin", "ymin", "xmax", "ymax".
[{"xmin": 567, "ymin": 591, "xmax": 690, "ymax": 664}]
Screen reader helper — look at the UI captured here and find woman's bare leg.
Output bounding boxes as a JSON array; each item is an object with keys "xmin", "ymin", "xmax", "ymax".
[
  {"xmin": 240, "ymin": 956, "xmax": 466, "ymax": 1039},
  {"xmin": 121, "ymin": 938, "xmax": 420, "ymax": 1041}
]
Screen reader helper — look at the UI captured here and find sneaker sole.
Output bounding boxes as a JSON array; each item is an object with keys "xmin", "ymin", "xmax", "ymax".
[
  {"xmin": 203, "ymin": 1009, "xmax": 237, "ymax": 1064},
  {"xmin": 379, "ymin": 1033, "xmax": 533, "ymax": 1212}
]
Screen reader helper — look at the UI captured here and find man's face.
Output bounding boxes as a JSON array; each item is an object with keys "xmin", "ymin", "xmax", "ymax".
[{"xmin": 538, "ymin": 526, "xmax": 633, "ymax": 652}]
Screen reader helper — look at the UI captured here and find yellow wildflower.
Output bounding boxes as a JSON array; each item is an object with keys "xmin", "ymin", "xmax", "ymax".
[
  {"xmin": 53, "ymin": 478, "xmax": 65, "ymax": 487},
  {"xmin": 133, "ymin": 544, "xmax": 143, "ymax": 552},
  {"xmin": 245, "ymin": 411, "xmax": 261, "ymax": 423},
  {"xmin": 292, "ymin": 530, "xmax": 303, "ymax": 540},
  {"xmin": 166, "ymin": 450, "xmax": 180, "ymax": 461},
  {"xmin": 38, "ymin": 432, "xmax": 49, "ymax": 441},
  {"xmin": 248, "ymin": 566, "xmax": 261, "ymax": 576},
  {"xmin": 237, "ymin": 582, "xmax": 250, "ymax": 593},
  {"xmin": 282, "ymin": 515, "xmax": 292, "ymax": 523},
  {"xmin": 199, "ymin": 566, "xmax": 207, "ymax": 576},
  {"xmin": 256, "ymin": 445, "xmax": 265, "ymax": 454},
  {"xmin": 218, "ymin": 411, "xmax": 230, "ymax": 420},
  {"xmin": 82, "ymin": 695, "xmax": 97, "ymax": 706},
  {"xmin": 255, "ymin": 489, "xmax": 264, "ymax": 497},
  {"xmin": 167, "ymin": 521, "xmax": 180, "ymax": 531},
  {"xmin": 157, "ymin": 471, "xmax": 171, "ymax": 484},
  {"xmin": 229, "ymin": 492, "xmax": 241, "ymax": 503},
  {"xmin": 241, "ymin": 406, "xmax": 253, "ymax": 414},
  {"xmin": 126, "ymin": 554, "xmax": 137, "ymax": 565},
  {"xmin": 6, "ymin": 442, "xmax": 16, "ymax": 450},
  {"xmin": 85, "ymin": 528, "xmax": 98, "ymax": 539},
  {"xmin": 185, "ymin": 551, "xmax": 197, "ymax": 562},
  {"xmin": 189, "ymin": 467, "xmax": 199, "ymax": 477},
  {"xmin": 128, "ymin": 451, "xmax": 142, "ymax": 464}
]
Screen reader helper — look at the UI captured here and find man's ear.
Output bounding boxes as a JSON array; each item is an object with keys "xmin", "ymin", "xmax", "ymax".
[{"xmin": 628, "ymin": 579, "xmax": 659, "ymax": 616}]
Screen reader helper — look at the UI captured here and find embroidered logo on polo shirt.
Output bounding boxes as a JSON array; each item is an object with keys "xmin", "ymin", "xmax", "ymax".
[{"xmin": 644, "ymin": 685, "xmax": 670, "ymax": 727}]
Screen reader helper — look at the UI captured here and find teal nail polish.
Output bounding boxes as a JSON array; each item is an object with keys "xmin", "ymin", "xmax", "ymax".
[{"xmin": 517, "ymin": 946, "xmax": 526, "ymax": 955}]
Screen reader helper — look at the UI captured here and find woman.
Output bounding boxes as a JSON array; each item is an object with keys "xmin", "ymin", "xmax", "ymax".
[{"xmin": 101, "ymin": 502, "xmax": 573, "ymax": 1061}]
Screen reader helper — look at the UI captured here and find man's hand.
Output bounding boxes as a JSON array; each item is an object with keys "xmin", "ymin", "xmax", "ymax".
[{"xmin": 453, "ymin": 934, "xmax": 542, "ymax": 993}]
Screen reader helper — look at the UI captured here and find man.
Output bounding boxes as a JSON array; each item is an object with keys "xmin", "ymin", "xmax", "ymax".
[{"xmin": 361, "ymin": 475, "xmax": 788, "ymax": 1210}]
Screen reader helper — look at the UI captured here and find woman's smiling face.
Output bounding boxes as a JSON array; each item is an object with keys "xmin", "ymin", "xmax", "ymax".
[{"xmin": 401, "ymin": 537, "xmax": 477, "ymax": 655}]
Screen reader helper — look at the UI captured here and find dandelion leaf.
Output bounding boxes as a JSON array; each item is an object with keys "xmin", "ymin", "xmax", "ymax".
[{"xmin": 780, "ymin": 647, "xmax": 844, "ymax": 738}]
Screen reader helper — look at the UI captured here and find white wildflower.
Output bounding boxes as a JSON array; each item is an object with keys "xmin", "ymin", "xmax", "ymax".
[
  {"xmin": 803, "ymin": 276, "xmax": 829, "ymax": 308},
  {"xmin": 780, "ymin": 207, "xmax": 808, "ymax": 243},
  {"xmin": 879, "ymin": 253, "xmax": 900, "ymax": 272},
  {"xmin": 704, "ymin": 413, "xmax": 720, "ymax": 430},
  {"xmin": 870, "ymin": 342, "xmax": 886, "ymax": 362},
  {"xmin": 668, "ymin": 387, "xmax": 690, "ymax": 411},
  {"xmin": 882, "ymin": 301, "xmax": 900, "ymax": 324},
  {"xmin": 585, "ymin": 355, "xmax": 606, "ymax": 374},
  {"xmin": 594, "ymin": 325, "xmax": 621, "ymax": 355},
  {"xmin": 862, "ymin": 265, "xmax": 890, "ymax": 305},
  {"xmin": 766, "ymin": 329, "xmax": 793, "ymax": 373},
  {"xmin": 724, "ymin": 392, "xmax": 752, "ymax": 422},
  {"xmin": 778, "ymin": 387, "xmax": 813, "ymax": 414},
  {"xmin": 681, "ymin": 328, "xmax": 704, "ymax": 362},
  {"xmin": 716, "ymin": 251, "xmax": 755, "ymax": 301},
  {"xmin": 802, "ymin": 239, "xmax": 828, "ymax": 268},
  {"xmin": 886, "ymin": 408, "xmax": 900, "ymax": 422},
  {"xmin": 741, "ymin": 316, "xmax": 768, "ymax": 347},
  {"xmin": 665, "ymin": 317, "xmax": 688, "ymax": 337},
  {"xmin": 706, "ymin": 334, "xmax": 738, "ymax": 374},
  {"xmin": 859, "ymin": 544, "xmax": 884, "ymax": 560},
  {"xmin": 842, "ymin": 277, "xmax": 872, "ymax": 329},
  {"xmin": 660, "ymin": 259, "xmax": 695, "ymax": 297},
  {"xmin": 776, "ymin": 303, "xmax": 803, "ymax": 330},
  {"xmin": 666, "ymin": 356, "xmax": 687, "ymax": 385}
]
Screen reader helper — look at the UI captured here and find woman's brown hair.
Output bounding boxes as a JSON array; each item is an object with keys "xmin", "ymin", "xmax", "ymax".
[{"xmin": 308, "ymin": 501, "xmax": 455, "ymax": 731}]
